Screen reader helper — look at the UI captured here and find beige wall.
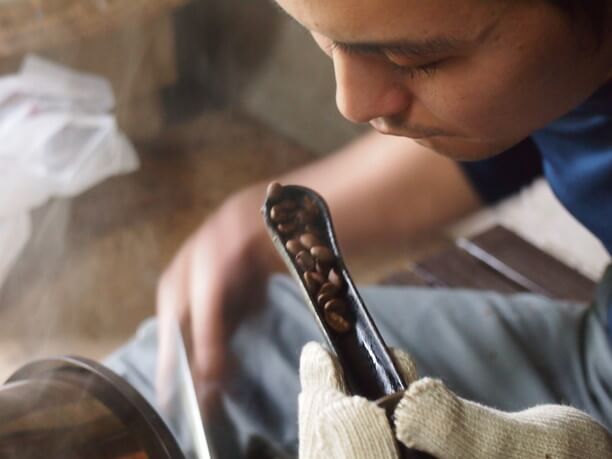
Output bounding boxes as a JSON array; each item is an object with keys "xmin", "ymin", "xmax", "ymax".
[{"xmin": 0, "ymin": 12, "xmax": 178, "ymax": 142}]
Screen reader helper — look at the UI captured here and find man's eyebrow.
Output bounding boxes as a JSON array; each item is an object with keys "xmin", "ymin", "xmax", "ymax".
[{"xmin": 332, "ymin": 36, "xmax": 471, "ymax": 58}]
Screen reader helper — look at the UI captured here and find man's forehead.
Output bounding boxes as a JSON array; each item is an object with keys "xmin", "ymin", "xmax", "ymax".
[{"xmin": 273, "ymin": 0, "xmax": 502, "ymax": 44}]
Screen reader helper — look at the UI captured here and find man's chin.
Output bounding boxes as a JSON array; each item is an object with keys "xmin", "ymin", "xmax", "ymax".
[{"xmin": 413, "ymin": 136, "xmax": 505, "ymax": 162}]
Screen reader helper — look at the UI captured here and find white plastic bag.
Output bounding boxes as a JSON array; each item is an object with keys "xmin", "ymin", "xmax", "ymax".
[{"xmin": 0, "ymin": 55, "xmax": 139, "ymax": 291}]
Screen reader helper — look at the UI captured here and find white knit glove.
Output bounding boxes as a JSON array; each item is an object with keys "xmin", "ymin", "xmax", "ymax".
[{"xmin": 298, "ymin": 342, "xmax": 612, "ymax": 459}]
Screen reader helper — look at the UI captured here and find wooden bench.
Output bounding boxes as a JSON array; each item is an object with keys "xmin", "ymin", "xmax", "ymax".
[{"xmin": 381, "ymin": 225, "xmax": 595, "ymax": 304}]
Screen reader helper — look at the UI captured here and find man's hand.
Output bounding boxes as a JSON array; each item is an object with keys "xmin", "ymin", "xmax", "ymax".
[
  {"xmin": 299, "ymin": 342, "xmax": 612, "ymax": 459},
  {"xmin": 156, "ymin": 185, "xmax": 280, "ymax": 386}
]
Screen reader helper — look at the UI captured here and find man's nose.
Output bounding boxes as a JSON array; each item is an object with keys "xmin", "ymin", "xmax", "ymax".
[{"xmin": 333, "ymin": 52, "xmax": 412, "ymax": 124}]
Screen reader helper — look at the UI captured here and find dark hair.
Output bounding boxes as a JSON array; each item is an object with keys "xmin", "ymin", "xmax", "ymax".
[{"xmin": 549, "ymin": 0, "xmax": 609, "ymax": 45}]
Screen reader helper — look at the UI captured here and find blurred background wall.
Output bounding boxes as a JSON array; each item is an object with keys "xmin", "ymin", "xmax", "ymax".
[
  {"xmin": 0, "ymin": 0, "xmax": 361, "ymax": 150},
  {"xmin": 0, "ymin": 0, "xmax": 363, "ymax": 380},
  {"xmin": 167, "ymin": 0, "xmax": 364, "ymax": 151}
]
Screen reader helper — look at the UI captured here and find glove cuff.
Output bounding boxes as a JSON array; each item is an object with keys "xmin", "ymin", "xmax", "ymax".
[{"xmin": 394, "ymin": 378, "xmax": 612, "ymax": 459}]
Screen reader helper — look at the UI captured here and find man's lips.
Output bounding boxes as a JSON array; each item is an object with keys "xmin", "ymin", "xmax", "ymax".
[{"xmin": 369, "ymin": 118, "xmax": 452, "ymax": 138}]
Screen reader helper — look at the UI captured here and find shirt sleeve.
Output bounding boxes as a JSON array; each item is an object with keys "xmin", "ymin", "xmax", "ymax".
[{"xmin": 459, "ymin": 137, "xmax": 543, "ymax": 205}]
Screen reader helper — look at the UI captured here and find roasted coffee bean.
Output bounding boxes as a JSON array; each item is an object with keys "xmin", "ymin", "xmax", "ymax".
[
  {"xmin": 294, "ymin": 209, "xmax": 311, "ymax": 226},
  {"xmin": 304, "ymin": 208, "xmax": 320, "ymax": 224},
  {"xmin": 317, "ymin": 288, "xmax": 339, "ymax": 308},
  {"xmin": 285, "ymin": 239, "xmax": 304, "ymax": 256},
  {"xmin": 277, "ymin": 221, "xmax": 298, "ymax": 235},
  {"xmin": 304, "ymin": 271, "xmax": 326, "ymax": 293},
  {"xmin": 312, "ymin": 271, "xmax": 326, "ymax": 284},
  {"xmin": 295, "ymin": 250, "xmax": 315, "ymax": 271},
  {"xmin": 276, "ymin": 200, "xmax": 298, "ymax": 211},
  {"xmin": 319, "ymin": 282, "xmax": 340, "ymax": 297},
  {"xmin": 311, "ymin": 246, "xmax": 335, "ymax": 264},
  {"xmin": 266, "ymin": 182, "xmax": 283, "ymax": 202},
  {"xmin": 301, "ymin": 209, "xmax": 317, "ymax": 225},
  {"xmin": 304, "ymin": 224, "xmax": 322, "ymax": 236},
  {"xmin": 315, "ymin": 260, "xmax": 331, "ymax": 278},
  {"xmin": 302, "ymin": 195, "xmax": 320, "ymax": 216},
  {"xmin": 324, "ymin": 299, "xmax": 351, "ymax": 333},
  {"xmin": 324, "ymin": 298, "xmax": 347, "ymax": 314},
  {"xmin": 329, "ymin": 268, "xmax": 343, "ymax": 288},
  {"xmin": 325, "ymin": 311, "xmax": 352, "ymax": 333},
  {"xmin": 299, "ymin": 233, "xmax": 320, "ymax": 250},
  {"xmin": 270, "ymin": 205, "xmax": 292, "ymax": 223}
]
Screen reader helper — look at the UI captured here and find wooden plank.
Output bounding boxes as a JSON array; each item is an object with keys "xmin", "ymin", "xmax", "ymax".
[
  {"xmin": 381, "ymin": 225, "xmax": 595, "ymax": 304},
  {"xmin": 414, "ymin": 246, "xmax": 526, "ymax": 295},
  {"xmin": 378, "ymin": 269, "xmax": 431, "ymax": 288},
  {"xmin": 466, "ymin": 226, "xmax": 595, "ymax": 303}
]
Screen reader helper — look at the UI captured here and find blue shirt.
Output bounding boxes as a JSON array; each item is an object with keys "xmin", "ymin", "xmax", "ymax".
[{"xmin": 460, "ymin": 82, "xmax": 612, "ymax": 334}]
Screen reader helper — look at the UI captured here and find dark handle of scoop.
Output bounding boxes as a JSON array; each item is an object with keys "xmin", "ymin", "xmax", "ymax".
[{"xmin": 262, "ymin": 183, "xmax": 436, "ymax": 459}]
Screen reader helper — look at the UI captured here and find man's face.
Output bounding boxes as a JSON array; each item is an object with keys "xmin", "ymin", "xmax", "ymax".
[{"xmin": 275, "ymin": 0, "xmax": 610, "ymax": 159}]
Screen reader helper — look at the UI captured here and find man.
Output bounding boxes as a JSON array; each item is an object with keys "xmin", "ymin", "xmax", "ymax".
[{"xmin": 108, "ymin": 0, "xmax": 612, "ymax": 457}]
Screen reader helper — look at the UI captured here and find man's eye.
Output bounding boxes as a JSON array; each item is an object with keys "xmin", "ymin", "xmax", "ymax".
[
  {"xmin": 392, "ymin": 61, "xmax": 441, "ymax": 79},
  {"xmin": 329, "ymin": 40, "xmax": 443, "ymax": 79}
]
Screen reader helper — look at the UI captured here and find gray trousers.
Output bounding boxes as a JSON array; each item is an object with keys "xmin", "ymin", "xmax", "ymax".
[{"xmin": 106, "ymin": 266, "xmax": 612, "ymax": 457}]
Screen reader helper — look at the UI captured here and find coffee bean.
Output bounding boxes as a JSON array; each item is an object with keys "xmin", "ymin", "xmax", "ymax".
[
  {"xmin": 304, "ymin": 224, "xmax": 322, "ymax": 236},
  {"xmin": 304, "ymin": 271, "xmax": 325, "ymax": 293},
  {"xmin": 311, "ymin": 246, "xmax": 334, "ymax": 264},
  {"xmin": 325, "ymin": 311, "xmax": 352, "ymax": 333},
  {"xmin": 319, "ymin": 282, "xmax": 340, "ymax": 297},
  {"xmin": 315, "ymin": 260, "xmax": 330, "ymax": 278},
  {"xmin": 302, "ymin": 195, "xmax": 320, "ymax": 216},
  {"xmin": 302, "ymin": 207, "xmax": 319, "ymax": 224},
  {"xmin": 277, "ymin": 221, "xmax": 298, "ymax": 235},
  {"xmin": 299, "ymin": 233, "xmax": 320, "ymax": 249},
  {"xmin": 301, "ymin": 209, "xmax": 318, "ymax": 224},
  {"xmin": 313, "ymin": 271, "xmax": 326, "ymax": 284},
  {"xmin": 317, "ymin": 288, "xmax": 338, "ymax": 307},
  {"xmin": 285, "ymin": 239, "xmax": 304, "ymax": 256},
  {"xmin": 276, "ymin": 200, "xmax": 297, "ymax": 211},
  {"xmin": 324, "ymin": 298, "xmax": 347, "ymax": 315},
  {"xmin": 329, "ymin": 268, "xmax": 343, "ymax": 288},
  {"xmin": 266, "ymin": 182, "xmax": 283, "ymax": 202},
  {"xmin": 270, "ymin": 205, "xmax": 292, "ymax": 223},
  {"xmin": 295, "ymin": 209, "xmax": 315, "ymax": 226},
  {"xmin": 294, "ymin": 209, "xmax": 304, "ymax": 225},
  {"xmin": 324, "ymin": 299, "xmax": 351, "ymax": 333},
  {"xmin": 295, "ymin": 250, "xmax": 315, "ymax": 271}
]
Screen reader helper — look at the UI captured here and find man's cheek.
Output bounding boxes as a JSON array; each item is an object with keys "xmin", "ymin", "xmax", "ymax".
[
  {"xmin": 432, "ymin": 87, "xmax": 508, "ymax": 138},
  {"xmin": 423, "ymin": 95, "xmax": 482, "ymax": 135}
]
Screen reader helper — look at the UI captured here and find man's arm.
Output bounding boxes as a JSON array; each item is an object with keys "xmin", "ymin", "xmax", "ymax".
[{"xmin": 275, "ymin": 130, "xmax": 483, "ymax": 260}]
